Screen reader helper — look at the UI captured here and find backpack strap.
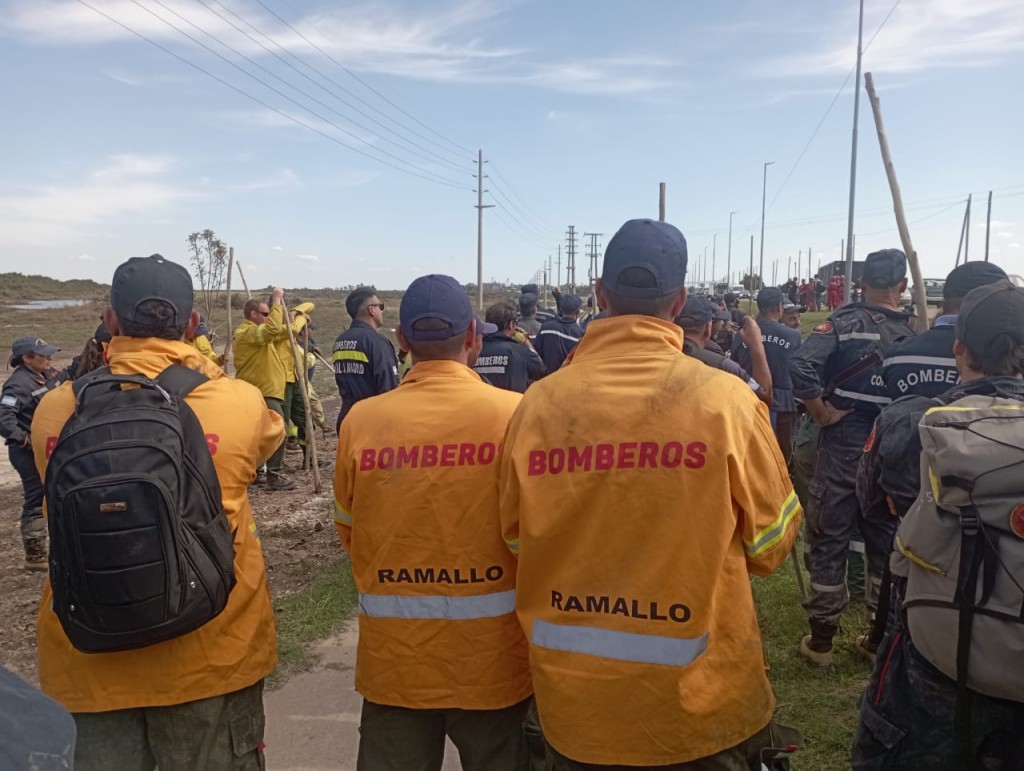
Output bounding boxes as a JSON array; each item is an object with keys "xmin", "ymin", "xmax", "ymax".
[
  {"xmin": 70, "ymin": 365, "xmax": 110, "ymax": 399},
  {"xmin": 955, "ymin": 504, "xmax": 985, "ymax": 770},
  {"xmin": 155, "ymin": 364, "xmax": 210, "ymax": 399}
]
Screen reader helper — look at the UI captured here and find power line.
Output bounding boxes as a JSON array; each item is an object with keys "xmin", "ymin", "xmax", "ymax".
[
  {"xmin": 73, "ymin": 0, "xmax": 471, "ymax": 190},
  {"xmin": 133, "ymin": 0, "xmax": 470, "ymax": 185},
  {"xmin": 487, "ymin": 161, "xmax": 558, "ymax": 233},
  {"xmin": 491, "ymin": 207, "xmax": 551, "ymax": 251},
  {"xmin": 487, "ymin": 178, "xmax": 558, "ymax": 243},
  {"xmin": 195, "ymin": 0, "xmax": 471, "ymax": 174},
  {"xmin": 488, "ymin": 193, "xmax": 556, "ymax": 248},
  {"xmin": 249, "ymin": 0, "xmax": 474, "ymax": 158}
]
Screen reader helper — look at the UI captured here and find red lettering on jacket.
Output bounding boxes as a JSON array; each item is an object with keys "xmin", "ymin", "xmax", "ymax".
[
  {"xmin": 617, "ymin": 441, "xmax": 637, "ymax": 469},
  {"xmin": 638, "ymin": 441, "xmax": 658, "ymax": 469},
  {"xmin": 397, "ymin": 445, "xmax": 419, "ymax": 468},
  {"xmin": 205, "ymin": 433, "xmax": 220, "ymax": 455},
  {"xmin": 549, "ymin": 448, "xmax": 565, "ymax": 474},
  {"xmin": 360, "ymin": 449, "xmax": 376, "ymax": 471},
  {"xmin": 568, "ymin": 445, "xmax": 592, "ymax": 472},
  {"xmin": 422, "ymin": 444, "xmax": 438, "ymax": 467},
  {"xmin": 458, "ymin": 443, "xmax": 475, "ymax": 465},
  {"xmin": 479, "ymin": 442, "xmax": 496, "ymax": 464},
  {"xmin": 684, "ymin": 442, "xmax": 707, "ymax": 469},
  {"xmin": 378, "ymin": 447, "xmax": 395, "ymax": 469},
  {"xmin": 45, "ymin": 436, "xmax": 59, "ymax": 459},
  {"xmin": 528, "ymin": 450, "xmax": 547, "ymax": 476},
  {"xmin": 661, "ymin": 442, "xmax": 683, "ymax": 468},
  {"xmin": 595, "ymin": 443, "xmax": 614, "ymax": 471},
  {"xmin": 440, "ymin": 443, "xmax": 457, "ymax": 467}
]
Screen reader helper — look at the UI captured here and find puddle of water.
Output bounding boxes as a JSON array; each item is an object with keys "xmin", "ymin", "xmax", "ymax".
[{"xmin": 6, "ymin": 299, "xmax": 90, "ymax": 310}]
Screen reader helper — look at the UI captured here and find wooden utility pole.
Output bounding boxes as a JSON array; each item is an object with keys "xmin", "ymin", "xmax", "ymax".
[
  {"xmin": 964, "ymin": 194, "xmax": 972, "ymax": 262},
  {"xmin": 864, "ymin": 72, "xmax": 927, "ymax": 319},
  {"xmin": 844, "ymin": 0, "xmax": 866, "ymax": 305},
  {"xmin": 985, "ymin": 189, "xmax": 993, "ymax": 262},
  {"xmin": 659, "ymin": 183, "xmax": 666, "ymax": 221},
  {"xmin": 955, "ymin": 198, "xmax": 970, "ymax": 266},
  {"xmin": 222, "ymin": 246, "xmax": 234, "ymax": 373}
]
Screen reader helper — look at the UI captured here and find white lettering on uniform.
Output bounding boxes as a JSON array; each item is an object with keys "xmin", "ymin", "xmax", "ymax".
[
  {"xmin": 475, "ymin": 355, "xmax": 510, "ymax": 367},
  {"xmin": 898, "ymin": 368, "xmax": 959, "ymax": 394}
]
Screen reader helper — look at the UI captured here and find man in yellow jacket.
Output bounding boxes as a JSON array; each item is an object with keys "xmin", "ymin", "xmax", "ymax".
[
  {"xmin": 31, "ymin": 254, "xmax": 284, "ymax": 770},
  {"xmin": 334, "ymin": 274, "xmax": 532, "ymax": 770},
  {"xmin": 233, "ymin": 288, "xmax": 302, "ymax": 490},
  {"xmin": 500, "ymin": 219, "xmax": 802, "ymax": 768}
]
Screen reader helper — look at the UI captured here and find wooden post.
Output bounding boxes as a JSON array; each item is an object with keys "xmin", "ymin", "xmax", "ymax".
[
  {"xmin": 236, "ymin": 261, "xmax": 252, "ymax": 300},
  {"xmin": 282, "ymin": 301, "xmax": 322, "ymax": 493},
  {"xmin": 964, "ymin": 194, "xmax": 972, "ymax": 263},
  {"xmin": 222, "ymin": 247, "xmax": 234, "ymax": 373},
  {"xmin": 955, "ymin": 198, "xmax": 969, "ymax": 266},
  {"xmin": 301, "ymin": 329, "xmax": 320, "ymax": 475},
  {"xmin": 658, "ymin": 183, "xmax": 666, "ymax": 221},
  {"xmin": 864, "ymin": 72, "xmax": 928, "ymax": 320}
]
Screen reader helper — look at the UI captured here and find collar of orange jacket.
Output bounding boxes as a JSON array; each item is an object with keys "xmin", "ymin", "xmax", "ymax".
[
  {"xmin": 402, "ymin": 358, "xmax": 484, "ymax": 384},
  {"xmin": 568, "ymin": 314, "xmax": 684, "ymax": 363},
  {"xmin": 106, "ymin": 336, "xmax": 225, "ymax": 380}
]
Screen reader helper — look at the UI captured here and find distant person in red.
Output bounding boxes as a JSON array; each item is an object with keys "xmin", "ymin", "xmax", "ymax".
[{"xmin": 799, "ymin": 280, "xmax": 814, "ymax": 309}]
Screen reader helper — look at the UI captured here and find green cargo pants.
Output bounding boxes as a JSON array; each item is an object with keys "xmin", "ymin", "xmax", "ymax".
[{"xmin": 71, "ymin": 680, "xmax": 265, "ymax": 771}]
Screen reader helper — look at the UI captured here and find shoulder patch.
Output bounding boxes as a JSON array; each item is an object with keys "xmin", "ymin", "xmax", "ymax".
[
  {"xmin": 0, "ymin": 394, "xmax": 18, "ymax": 407},
  {"xmin": 1010, "ymin": 503, "xmax": 1024, "ymax": 540},
  {"xmin": 863, "ymin": 423, "xmax": 877, "ymax": 453},
  {"xmin": 812, "ymin": 321, "xmax": 834, "ymax": 334}
]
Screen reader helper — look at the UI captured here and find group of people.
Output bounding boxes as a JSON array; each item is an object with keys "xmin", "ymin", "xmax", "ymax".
[{"xmin": 2, "ymin": 216, "xmax": 1024, "ymax": 769}]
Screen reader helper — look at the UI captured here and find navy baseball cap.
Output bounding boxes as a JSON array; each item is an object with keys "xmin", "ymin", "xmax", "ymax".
[
  {"xmin": 111, "ymin": 254, "xmax": 194, "ymax": 327},
  {"xmin": 956, "ymin": 280, "xmax": 1024, "ymax": 355},
  {"xmin": 943, "ymin": 261, "xmax": 1008, "ymax": 299},
  {"xmin": 675, "ymin": 295, "xmax": 715, "ymax": 329},
  {"xmin": 10, "ymin": 336, "xmax": 59, "ymax": 359},
  {"xmin": 757, "ymin": 286, "xmax": 785, "ymax": 310},
  {"xmin": 519, "ymin": 292, "xmax": 539, "ymax": 309},
  {"xmin": 560, "ymin": 294, "xmax": 582, "ymax": 313},
  {"xmin": 399, "ymin": 274, "xmax": 476, "ymax": 341},
  {"xmin": 602, "ymin": 219, "xmax": 688, "ymax": 298},
  {"xmin": 861, "ymin": 249, "xmax": 907, "ymax": 289},
  {"xmin": 474, "ymin": 314, "xmax": 498, "ymax": 335}
]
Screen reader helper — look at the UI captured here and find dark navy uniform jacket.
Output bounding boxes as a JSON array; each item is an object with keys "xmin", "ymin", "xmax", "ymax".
[
  {"xmin": 732, "ymin": 318, "xmax": 802, "ymax": 412},
  {"xmin": 535, "ymin": 316, "xmax": 583, "ymax": 374},
  {"xmin": 791, "ymin": 302, "xmax": 915, "ymax": 419},
  {"xmin": 518, "ymin": 316, "xmax": 542, "ymax": 341},
  {"xmin": 332, "ymin": 320, "xmax": 399, "ymax": 429},
  {"xmin": 683, "ymin": 338, "xmax": 762, "ymax": 396},
  {"xmin": 0, "ymin": 365, "xmax": 64, "ymax": 445},
  {"xmin": 472, "ymin": 332, "xmax": 547, "ymax": 393},
  {"xmin": 881, "ymin": 316, "xmax": 958, "ymax": 401}
]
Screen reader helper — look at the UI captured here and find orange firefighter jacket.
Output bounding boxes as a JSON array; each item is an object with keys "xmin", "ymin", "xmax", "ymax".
[
  {"xmin": 31, "ymin": 337, "xmax": 284, "ymax": 713},
  {"xmin": 499, "ymin": 315, "xmax": 801, "ymax": 766},
  {"xmin": 334, "ymin": 359, "xmax": 532, "ymax": 710}
]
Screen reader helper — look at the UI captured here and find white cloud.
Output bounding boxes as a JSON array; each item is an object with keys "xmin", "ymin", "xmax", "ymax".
[
  {"xmin": 756, "ymin": 0, "xmax": 1024, "ymax": 78},
  {"xmin": 270, "ymin": 245, "xmax": 283, "ymax": 251},
  {"xmin": 0, "ymin": 153, "xmax": 200, "ymax": 246},
  {"xmin": 229, "ymin": 169, "xmax": 300, "ymax": 193},
  {"xmin": 296, "ymin": 254, "xmax": 319, "ymax": 263},
  {"xmin": 72, "ymin": 253, "xmax": 95, "ymax": 261},
  {"xmin": 3, "ymin": 1, "xmax": 679, "ymax": 95}
]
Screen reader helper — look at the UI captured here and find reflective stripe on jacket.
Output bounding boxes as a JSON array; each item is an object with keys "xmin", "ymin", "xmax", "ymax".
[
  {"xmin": 333, "ymin": 359, "xmax": 531, "ymax": 710},
  {"xmin": 499, "ymin": 315, "xmax": 800, "ymax": 766},
  {"xmin": 31, "ymin": 337, "xmax": 284, "ymax": 712}
]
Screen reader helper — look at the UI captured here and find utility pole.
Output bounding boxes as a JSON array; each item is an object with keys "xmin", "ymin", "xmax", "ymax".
[
  {"xmin": 726, "ymin": 211, "xmax": 736, "ymax": 291},
  {"xmin": 584, "ymin": 233, "xmax": 602, "ymax": 306},
  {"xmin": 711, "ymin": 234, "xmax": 717, "ymax": 290},
  {"xmin": 565, "ymin": 226, "xmax": 578, "ymax": 292},
  {"xmin": 844, "ymin": 0, "xmax": 865, "ymax": 304},
  {"xmin": 749, "ymin": 235, "xmax": 754, "ymax": 297},
  {"xmin": 964, "ymin": 194, "xmax": 972, "ymax": 262},
  {"xmin": 955, "ymin": 199, "xmax": 969, "ymax": 266},
  {"xmin": 985, "ymin": 190, "xmax": 993, "ymax": 262},
  {"xmin": 807, "ymin": 247, "xmax": 812, "ymax": 281},
  {"xmin": 759, "ymin": 161, "xmax": 774, "ymax": 292},
  {"xmin": 474, "ymin": 149, "xmax": 494, "ymax": 310}
]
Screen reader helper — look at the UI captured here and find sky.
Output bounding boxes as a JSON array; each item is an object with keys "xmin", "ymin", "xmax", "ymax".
[{"xmin": 1, "ymin": 0, "xmax": 1024, "ymax": 292}]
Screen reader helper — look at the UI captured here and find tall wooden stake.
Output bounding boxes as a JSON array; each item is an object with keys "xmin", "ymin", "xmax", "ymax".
[
  {"xmin": 659, "ymin": 183, "xmax": 666, "ymax": 221},
  {"xmin": 282, "ymin": 301, "xmax": 321, "ymax": 493},
  {"xmin": 984, "ymin": 189, "xmax": 993, "ymax": 262},
  {"xmin": 222, "ymin": 247, "xmax": 234, "ymax": 373},
  {"xmin": 236, "ymin": 260, "xmax": 252, "ymax": 299},
  {"xmin": 955, "ymin": 198, "xmax": 970, "ymax": 266},
  {"xmin": 864, "ymin": 72, "xmax": 927, "ymax": 320}
]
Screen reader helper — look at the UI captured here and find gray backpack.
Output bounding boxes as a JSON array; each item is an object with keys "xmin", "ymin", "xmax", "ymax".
[{"xmin": 894, "ymin": 393, "xmax": 1024, "ymax": 704}]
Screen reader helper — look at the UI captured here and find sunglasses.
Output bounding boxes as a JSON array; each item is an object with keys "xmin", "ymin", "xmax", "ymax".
[
  {"xmin": 258, "ymin": 311, "xmax": 270, "ymax": 317},
  {"xmin": 369, "ymin": 303, "xmax": 385, "ymax": 311}
]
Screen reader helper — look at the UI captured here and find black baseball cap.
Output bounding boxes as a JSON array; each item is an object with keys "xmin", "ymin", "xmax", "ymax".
[
  {"xmin": 400, "ymin": 274, "xmax": 478, "ymax": 341},
  {"xmin": 602, "ymin": 219, "xmax": 688, "ymax": 298},
  {"xmin": 111, "ymin": 255, "xmax": 194, "ymax": 327},
  {"xmin": 757, "ymin": 286, "xmax": 785, "ymax": 310},
  {"xmin": 9, "ymin": 336, "xmax": 59, "ymax": 367},
  {"xmin": 519, "ymin": 292, "xmax": 539, "ymax": 310},
  {"xmin": 560, "ymin": 294, "xmax": 582, "ymax": 313},
  {"xmin": 943, "ymin": 261, "xmax": 1008, "ymax": 299},
  {"xmin": 782, "ymin": 301, "xmax": 801, "ymax": 315},
  {"xmin": 956, "ymin": 280, "xmax": 1024, "ymax": 355},
  {"xmin": 861, "ymin": 248, "xmax": 907, "ymax": 289},
  {"xmin": 724, "ymin": 292, "xmax": 739, "ymax": 306},
  {"xmin": 675, "ymin": 295, "xmax": 715, "ymax": 329}
]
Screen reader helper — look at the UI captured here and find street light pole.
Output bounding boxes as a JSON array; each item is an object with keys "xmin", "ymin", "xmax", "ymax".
[
  {"xmin": 843, "ymin": 0, "xmax": 865, "ymax": 304},
  {"xmin": 726, "ymin": 211, "xmax": 736, "ymax": 290},
  {"xmin": 759, "ymin": 162, "xmax": 774, "ymax": 291}
]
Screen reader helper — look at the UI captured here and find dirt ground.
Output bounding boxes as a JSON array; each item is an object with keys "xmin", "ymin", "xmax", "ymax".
[{"xmin": 0, "ymin": 371, "xmax": 343, "ymax": 685}]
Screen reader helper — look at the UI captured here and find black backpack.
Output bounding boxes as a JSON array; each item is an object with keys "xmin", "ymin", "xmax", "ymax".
[{"xmin": 44, "ymin": 364, "xmax": 236, "ymax": 653}]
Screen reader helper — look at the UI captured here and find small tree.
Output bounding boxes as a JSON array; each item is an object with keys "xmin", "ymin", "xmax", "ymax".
[
  {"xmin": 741, "ymin": 273, "xmax": 762, "ymax": 291},
  {"xmin": 186, "ymin": 230, "xmax": 228, "ymax": 326}
]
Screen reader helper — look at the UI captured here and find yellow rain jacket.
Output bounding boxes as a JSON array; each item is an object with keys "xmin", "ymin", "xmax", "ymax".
[
  {"xmin": 190, "ymin": 333, "xmax": 222, "ymax": 365},
  {"xmin": 334, "ymin": 359, "xmax": 532, "ymax": 710},
  {"xmin": 233, "ymin": 304, "xmax": 301, "ymax": 400},
  {"xmin": 499, "ymin": 315, "xmax": 801, "ymax": 766},
  {"xmin": 275, "ymin": 302, "xmax": 313, "ymax": 385},
  {"xmin": 31, "ymin": 337, "xmax": 284, "ymax": 713}
]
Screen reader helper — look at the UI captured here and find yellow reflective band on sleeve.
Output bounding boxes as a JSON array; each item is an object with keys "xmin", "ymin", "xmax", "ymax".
[
  {"xmin": 745, "ymin": 490, "xmax": 801, "ymax": 558},
  {"xmin": 505, "ymin": 537, "xmax": 520, "ymax": 554},
  {"xmin": 333, "ymin": 351, "xmax": 370, "ymax": 363},
  {"xmin": 894, "ymin": 535, "xmax": 946, "ymax": 575},
  {"xmin": 248, "ymin": 520, "xmax": 261, "ymax": 545},
  {"xmin": 333, "ymin": 502, "xmax": 353, "ymax": 526}
]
